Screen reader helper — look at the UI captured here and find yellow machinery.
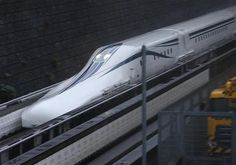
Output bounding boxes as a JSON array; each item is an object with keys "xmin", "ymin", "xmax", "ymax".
[{"xmin": 208, "ymin": 77, "xmax": 236, "ymax": 154}]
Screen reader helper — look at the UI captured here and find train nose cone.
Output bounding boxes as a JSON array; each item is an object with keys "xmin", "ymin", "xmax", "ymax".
[
  {"xmin": 21, "ymin": 110, "xmax": 38, "ymax": 128},
  {"xmin": 21, "ymin": 102, "xmax": 58, "ymax": 128}
]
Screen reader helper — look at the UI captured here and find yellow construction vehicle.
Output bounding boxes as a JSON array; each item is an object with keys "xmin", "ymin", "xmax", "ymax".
[{"xmin": 207, "ymin": 77, "xmax": 236, "ymax": 154}]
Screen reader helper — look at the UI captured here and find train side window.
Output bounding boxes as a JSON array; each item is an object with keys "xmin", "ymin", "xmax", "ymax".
[
  {"xmin": 164, "ymin": 51, "xmax": 166, "ymax": 55},
  {"xmin": 167, "ymin": 49, "xmax": 169, "ymax": 55},
  {"xmin": 195, "ymin": 38, "xmax": 197, "ymax": 43},
  {"xmin": 170, "ymin": 48, "xmax": 173, "ymax": 53}
]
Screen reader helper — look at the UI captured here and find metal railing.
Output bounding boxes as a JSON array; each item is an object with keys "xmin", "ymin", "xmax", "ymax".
[
  {"xmin": 159, "ymin": 111, "xmax": 236, "ymax": 165},
  {"xmin": 0, "ymin": 83, "xmax": 59, "ymax": 112}
]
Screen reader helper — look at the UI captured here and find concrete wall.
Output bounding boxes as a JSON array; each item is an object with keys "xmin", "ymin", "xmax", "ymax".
[{"xmin": 0, "ymin": 0, "xmax": 235, "ymax": 100}]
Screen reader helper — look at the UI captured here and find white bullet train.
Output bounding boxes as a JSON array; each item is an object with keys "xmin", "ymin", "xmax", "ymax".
[{"xmin": 22, "ymin": 6, "xmax": 236, "ymax": 128}]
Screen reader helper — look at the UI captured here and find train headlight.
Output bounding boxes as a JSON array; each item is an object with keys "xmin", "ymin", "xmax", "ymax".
[
  {"xmin": 96, "ymin": 54, "xmax": 102, "ymax": 59},
  {"xmin": 104, "ymin": 53, "xmax": 111, "ymax": 60}
]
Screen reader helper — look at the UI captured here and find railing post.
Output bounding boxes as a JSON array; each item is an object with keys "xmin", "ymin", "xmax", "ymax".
[
  {"xmin": 141, "ymin": 45, "xmax": 147, "ymax": 165},
  {"xmin": 232, "ymin": 112, "xmax": 236, "ymax": 165}
]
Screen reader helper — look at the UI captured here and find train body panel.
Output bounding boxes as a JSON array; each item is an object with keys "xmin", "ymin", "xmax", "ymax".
[
  {"xmin": 22, "ymin": 72, "xmax": 127, "ymax": 127},
  {"xmin": 22, "ymin": 6, "xmax": 236, "ymax": 128},
  {"xmin": 163, "ymin": 10, "xmax": 235, "ymax": 57}
]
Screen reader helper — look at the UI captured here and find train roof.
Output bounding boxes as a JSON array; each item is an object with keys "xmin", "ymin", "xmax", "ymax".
[
  {"xmin": 122, "ymin": 29, "xmax": 178, "ymax": 47},
  {"xmin": 120, "ymin": 7, "xmax": 235, "ymax": 47},
  {"xmin": 227, "ymin": 6, "xmax": 236, "ymax": 15},
  {"xmin": 163, "ymin": 9, "xmax": 234, "ymax": 34}
]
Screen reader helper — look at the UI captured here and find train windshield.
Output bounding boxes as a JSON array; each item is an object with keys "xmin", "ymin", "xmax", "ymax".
[{"xmin": 93, "ymin": 44, "xmax": 121, "ymax": 62}]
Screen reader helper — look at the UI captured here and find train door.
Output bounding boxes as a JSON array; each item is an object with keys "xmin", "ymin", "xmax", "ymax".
[
  {"xmin": 129, "ymin": 67, "xmax": 140, "ymax": 83},
  {"xmin": 176, "ymin": 31, "xmax": 194, "ymax": 63},
  {"xmin": 129, "ymin": 58, "xmax": 142, "ymax": 84}
]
